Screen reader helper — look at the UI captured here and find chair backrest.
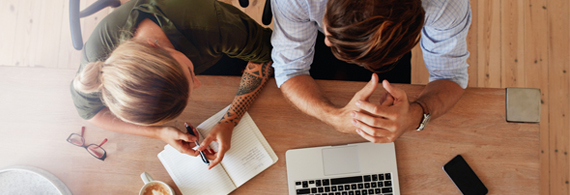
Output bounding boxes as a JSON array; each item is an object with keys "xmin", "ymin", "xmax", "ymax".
[
  {"xmin": 262, "ymin": 0, "xmax": 272, "ymax": 25},
  {"xmin": 69, "ymin": 0, "xmax": 121, "ymax": 50},
  {"xmin": 237, "ymin": 0, "xmax": 272, "ymax": 25}
]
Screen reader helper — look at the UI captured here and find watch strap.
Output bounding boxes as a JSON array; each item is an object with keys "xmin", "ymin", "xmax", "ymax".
[
  {"xmin": 414, "ymin": 100, "xmax": 431, "ymax": 131},
  {"xmin": 415, "ymin": 100, "xmax": 429, "ymax": 115}
]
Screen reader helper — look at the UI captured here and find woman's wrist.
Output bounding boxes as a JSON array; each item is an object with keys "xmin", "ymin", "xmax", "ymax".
[
  {"xmin": 150, "ymin": 126, "xmax": 166, "ymax": 140},
  {"xmin": 217, "ymin": 119, "xmax": 239, "ymax": 129}
]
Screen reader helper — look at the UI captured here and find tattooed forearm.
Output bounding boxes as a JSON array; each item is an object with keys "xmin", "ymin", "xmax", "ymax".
[
  {"xmin": 224, "ymin": 88, "xmax": 263, "ymax": 126},
  {"xmin": 261, "ymin": 62, "xmax": 267, "ymax": 77},
  {"xmin": 220, "ymin": 61, "xmax": 273, "ymax": 126},
  {"xmin": 236, "ymin": 72, "xmax": 263, "ymax": 96}
]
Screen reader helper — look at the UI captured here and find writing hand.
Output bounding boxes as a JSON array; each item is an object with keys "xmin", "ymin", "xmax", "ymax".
[
  {"xmin": 197, "ymin": 122, "xmax": 234, "ymax": 170},
  {"xmin": 157, "ymin": 126, "xmax": 200, "ymax": 157},
  {"xmin": 352, "ymin": 80, "xmax": 423, "ymax": 143}
]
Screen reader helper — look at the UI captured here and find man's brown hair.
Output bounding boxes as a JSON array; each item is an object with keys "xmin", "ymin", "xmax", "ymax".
[{"xmin": 324, "ymin": 0, "xmax": 425, "ymax": 72}]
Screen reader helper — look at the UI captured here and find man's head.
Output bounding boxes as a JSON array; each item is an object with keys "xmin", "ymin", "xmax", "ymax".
[{"xmin": 323, "ymin": 0, "xmax": 424, "ymax": 72}]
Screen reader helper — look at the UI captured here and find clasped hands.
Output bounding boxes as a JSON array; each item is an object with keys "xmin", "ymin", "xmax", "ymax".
[{"xmin": 333, "ymin": 73, "xmax": 423, "ymax": 143}]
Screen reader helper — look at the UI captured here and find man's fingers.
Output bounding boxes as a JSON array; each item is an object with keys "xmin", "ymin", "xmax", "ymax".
[
  {"xmin": 380, "ymin": 93, "xmax": 394, "ymax": 106},
  {"xmin": 379, "ymin": 92, "xmax": 387, "ymax": 105},
  {"xmin": 382, "ymin": 80, "xmax": 406, "ymax": 101},
  {"xmin": 352, "ymin": 111, "xmax": 392, "ymax": 130},
  {"xmin": 352, "ymin": 118, "xmax": 392, "ymax": 137},
  {"xmin": 355, "ymin": 73, "xmax": 379, "ymax": 101},
  {"xmin": 355, "ymin": 100, "xmax": 390, "ymax": 117},
  {"xmin": 356, "ymin": 129, "xmax": 391, "ymax": 143}
]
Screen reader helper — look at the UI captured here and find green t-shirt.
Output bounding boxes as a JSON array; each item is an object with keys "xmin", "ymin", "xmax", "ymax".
[{"xmin": 70, "ymin": 0, "xmax": 273, "ymax": 120}]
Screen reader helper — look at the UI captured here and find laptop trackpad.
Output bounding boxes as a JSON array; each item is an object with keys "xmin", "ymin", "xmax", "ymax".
[{"xmin": 322, "ymin": 146, "xmax": 360, "ymax": 176}]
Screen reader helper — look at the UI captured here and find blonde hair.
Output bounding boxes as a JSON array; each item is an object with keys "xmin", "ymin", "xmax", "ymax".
[{"xmin": 73, "ymin": 40, "xmax": 190, "ymax": 126}]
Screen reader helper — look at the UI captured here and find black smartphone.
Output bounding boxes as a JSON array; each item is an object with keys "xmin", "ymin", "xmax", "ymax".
[{"xmin": 443, "ymin": 155, "xmax": 488, "ymax": 195}]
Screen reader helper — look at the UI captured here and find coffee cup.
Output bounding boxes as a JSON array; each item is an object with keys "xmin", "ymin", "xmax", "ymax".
[{"xmin": 139, "ymin": 172, "xmax": 175, "ymax": 195}]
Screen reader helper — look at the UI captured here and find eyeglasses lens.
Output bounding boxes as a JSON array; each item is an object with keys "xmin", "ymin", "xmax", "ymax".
[
  {"xmin": 87, "ymin": 145, "xmax": 106, "ymax": 159},
  {"xmin": 67, "ymin": 134, "xmax": 84, "ymax": 146}
]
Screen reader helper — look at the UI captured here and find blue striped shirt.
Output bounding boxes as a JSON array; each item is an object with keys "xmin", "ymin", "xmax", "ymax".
[{"xmin": 270, "ymin": 0, "xmax": 471, "ymax": 89}]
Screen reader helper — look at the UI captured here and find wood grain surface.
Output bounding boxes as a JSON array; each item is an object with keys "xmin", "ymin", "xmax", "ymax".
[
  {"xmin": 0, "ymin": 67, "xmax": 539, "ymax": 194},
  {"xmin": 1, "ymin": 0, "xmax": 565, "ymax": 193}
]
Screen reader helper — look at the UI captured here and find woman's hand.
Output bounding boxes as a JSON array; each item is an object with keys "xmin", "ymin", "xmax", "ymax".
[
  {"xmin": 197, "ymin": 122, "xmax": 234, "ymax": 170},
  {"xmin": 156, "ymin": 126, "xmax": 202, "ymax": 157}
]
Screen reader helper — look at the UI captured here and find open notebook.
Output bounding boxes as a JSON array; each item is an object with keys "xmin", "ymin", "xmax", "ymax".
[{"xmin": 158, "ymin": 106, "xmax": 278, "ymax": 195}]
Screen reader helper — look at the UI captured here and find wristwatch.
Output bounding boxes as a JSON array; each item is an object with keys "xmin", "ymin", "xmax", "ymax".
[{"xmin": 415, "ymin": 101, "xmax": 431, "ymax": 131}]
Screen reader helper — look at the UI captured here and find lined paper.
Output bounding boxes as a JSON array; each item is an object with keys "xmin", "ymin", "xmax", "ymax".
[
  {"xmin": 158, "ymin": 105, "xmax": 277, "ymax": 194},
  {"xmin": 219, "ymin": 114, "xmax": 276, "ymax": 187},
  {"xmin": 195, "ymin": 106, "xmax": 277, "ymax": 186},
  {"xmin": 158, "ymin": 145, "xmax": 235, "ymax": 195}
]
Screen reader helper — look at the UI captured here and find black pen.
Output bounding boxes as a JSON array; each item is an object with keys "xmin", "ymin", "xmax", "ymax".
[{"xmin": 185, "ymin": 123, "xmax": 210, "ymax": 165}]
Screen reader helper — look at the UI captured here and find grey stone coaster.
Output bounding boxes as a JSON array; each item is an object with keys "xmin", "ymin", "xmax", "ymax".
[
  {"xmin": 506, "ymin": 88, "xmax": 541, "ymax": 123},
  {"xmin": 0, "ymin": 166, "xmax": 72, "ymax": 195}
]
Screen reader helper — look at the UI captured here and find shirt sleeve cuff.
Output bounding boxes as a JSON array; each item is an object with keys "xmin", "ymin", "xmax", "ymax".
[{"xmin": 274, "ymin": 68, "xmax": 310, "ymax": 88}]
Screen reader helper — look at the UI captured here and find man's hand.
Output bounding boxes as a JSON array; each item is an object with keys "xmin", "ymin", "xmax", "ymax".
[
  {"xmin": 328, "ymin": 74, "xmax": 380, "ymax": 133},
  {"xmin": 197, "ymin": 122, "xmax": 234, "ymax": 170},
  {"xmin": 351, "ymin": 80, "xmax": 423, "ymax": 143}
]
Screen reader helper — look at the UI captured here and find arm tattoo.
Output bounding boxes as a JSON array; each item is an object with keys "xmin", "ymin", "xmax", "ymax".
[
  {"xmin": 261, "ymin": 62, "xmax": 267, "ymax": 77},
  {"xmin": 220, "ymin": 62, "xmax": 273, "ymax": 126},
  {"xmin": 235, "ymin": 72, "xmax": 263, "ymax": 96}
]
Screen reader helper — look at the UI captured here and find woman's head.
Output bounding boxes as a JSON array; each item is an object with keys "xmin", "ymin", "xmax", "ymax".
[
  {"xmin": 74, "ymin": 40, "xmax": 199, "ymax": 126},
  {"xmin": 323, "ymin": 0, "xmax": 424, "ymax": 72}
]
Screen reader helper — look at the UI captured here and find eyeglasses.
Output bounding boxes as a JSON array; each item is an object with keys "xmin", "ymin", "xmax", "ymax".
[{"xmin": 67, "ymin": 126, "xmax": 107, "ymax": 161}]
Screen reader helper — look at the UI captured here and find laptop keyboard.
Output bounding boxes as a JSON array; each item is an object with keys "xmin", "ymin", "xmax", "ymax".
[{"xmin": 295, "ymin": 173, "xmax": 393, "ymax": 195}]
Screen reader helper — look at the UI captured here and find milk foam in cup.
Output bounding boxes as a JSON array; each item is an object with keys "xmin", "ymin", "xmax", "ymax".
[{"xmin": 139, "ymin": 172, "xmax": 175, "ymax": 195}]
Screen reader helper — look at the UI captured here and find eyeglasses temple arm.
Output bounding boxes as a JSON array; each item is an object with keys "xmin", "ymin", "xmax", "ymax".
[
  {"xmin": 98, "ymin": 138, "xmax": 108, "ymax": 147},
  {"xmin": 80, "ymin": 126, "xmax": 85, "ymax": 137}
]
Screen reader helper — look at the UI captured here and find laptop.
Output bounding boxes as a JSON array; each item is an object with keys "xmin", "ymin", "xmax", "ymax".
[{"xmin": 286, "ymin": 142, "xmax": 400, "ymax": 195}]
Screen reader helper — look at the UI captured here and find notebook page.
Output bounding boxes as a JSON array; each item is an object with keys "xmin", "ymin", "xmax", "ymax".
[
  {"xmin": 158, "ymin": 145, "xmax": 236, "ymax": 195},
  {"xmin": 196, "ymin": 106, "xmax": 277, "ymax": 187},
  {"xmin": 219, "ymin": 112, "xmax": 276, "ymax": 187},
  {"xmin": 248, "ymin": 116, "xmax": 278, "ymax": 163}
]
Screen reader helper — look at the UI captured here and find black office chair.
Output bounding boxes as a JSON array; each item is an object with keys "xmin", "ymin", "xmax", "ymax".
[
  {"xmin": 69, "ymin": 0, "xmax": 121, "ymax": 50},
  {"xmin": 239, "ymin": 0, "xmax": 272, "ymax": 25}
]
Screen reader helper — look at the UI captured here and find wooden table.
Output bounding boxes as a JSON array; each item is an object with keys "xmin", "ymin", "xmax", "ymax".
[{"xmin": 0, "ymin": 67, "xmax": 539, "ymax": 194}]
